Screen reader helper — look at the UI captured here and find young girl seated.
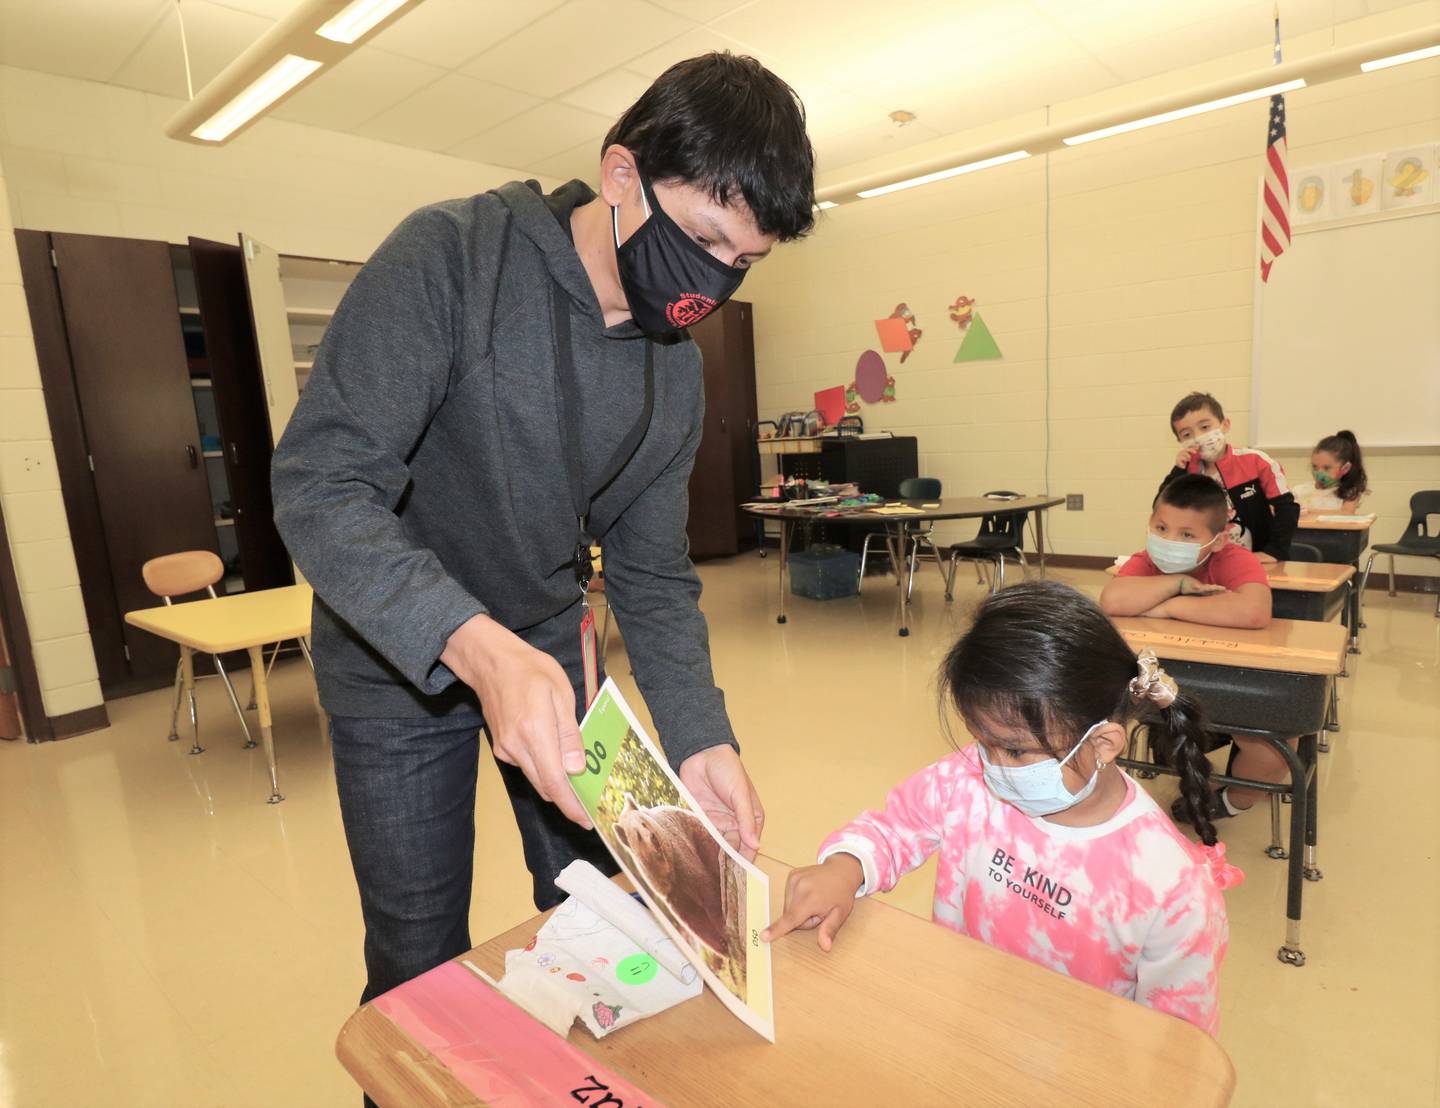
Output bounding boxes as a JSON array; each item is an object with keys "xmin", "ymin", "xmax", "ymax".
[
  {"xmin": 762, "ymin": 581, "xmax": 1241, "ymax": 1035},
  {"xmin": 1290, "ymin": 430, "xmax": 1368, "ymax": 514}
]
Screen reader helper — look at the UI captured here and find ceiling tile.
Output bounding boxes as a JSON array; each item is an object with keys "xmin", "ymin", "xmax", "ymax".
[
  {"xmin": 812, "ymin": 120, "xmax": 946, "ymax": 178},
  {"xmin": 644, "ymin": 0, "xmax": 754, "ymax": 19},
  {"xmin": 529, "ymin": 137, "xmax": 604, "ymax": 183},
  {"xmin": 449, "ymin": 101, "xmax": 612, "ymax": 169},
  {"xmin": 559, "ymin": 68, "xmax": 653, "ymax": 117},
  {"xmin": 271, "ymin": 47, "xmax": 447, "ymax": 132},
  {"xmin": 0, "ymin": 0, "xmax": 171, "ymax": 84},
  {"xmin": 203, "ymin": 0, "xmax": 301, "ymax": 17},
  {"xmin": 367, "ymin": 0, "xmax": 566, "ymax": 70},
  {"xmin": 460, "ymin": 0, "xmax": 696, "ymax": 99},
  {"xmin": 354, "ymin": 72, "xmax": 540, "ymax": 152},
  {"xmin": 110, "ymin": 0, "xmax": 274, "ymax": 99},
  {"xmin": 621, "ymin": 26, "xmax": 770, "ymax": 79}
]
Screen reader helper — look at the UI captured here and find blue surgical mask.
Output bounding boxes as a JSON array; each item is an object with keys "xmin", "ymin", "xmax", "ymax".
[
  {"xmin": 1146, "ymin": 531, "xmax": 1220, "ymax": 574},
  {"xmin": 977, "ymin": 721, "xmax": 1107, "ymax": 818}
]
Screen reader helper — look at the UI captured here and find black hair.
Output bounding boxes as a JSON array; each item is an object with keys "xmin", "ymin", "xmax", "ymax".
[
  {"xmin": 940, "ymin": 581, "xmax": 1219, "ymax": 846},
  {"xmin": 1169, "ymin": 391, "xmax": 1224, "ymax": 428},
  {"xmin": 1154, "ymin": 473, "xmax": 1229, "ymax": 535},
  {"xmin": 1314, "ymin": 430, "xmax": 1368, "ymax": 502},
  {"xmin": 604, "ymin": 52, "xmax": 816, "ymax": 242}
]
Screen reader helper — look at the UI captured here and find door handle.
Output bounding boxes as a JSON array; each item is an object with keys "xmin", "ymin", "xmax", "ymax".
[
  {"xmin": 186, "ymin": 444, "xmax": 198, "ymax": 469},
  {"xmin": 229, "ymin": 441, "xmax": 239, "ymax": 465},
  {"xmin": 720, "ymin": 416, "xmax": 727, "ymax": 432}
]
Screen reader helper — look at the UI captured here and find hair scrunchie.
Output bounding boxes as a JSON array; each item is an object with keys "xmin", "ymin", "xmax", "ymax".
[{"xmin": 1129, "ymin": 648, "xmax": 1178, "ymax": 707}]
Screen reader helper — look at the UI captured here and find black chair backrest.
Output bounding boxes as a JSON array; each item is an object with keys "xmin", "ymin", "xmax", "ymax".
[
  {"xmin": 984, "ymin": 489, "xmax": 1023, "ymax": 498},
  {"xmin": 899, "ymin": 477, "xmax": 941, "ymax": 500},
  {"xmin": 1287, "ymin": 542, "xmax": 1323, "ymax": 563},
  {"xmin": 1404, "ymin": 491, "xmax": 1440, "ymax": 539},
  {"xmin": 975, "ymin": 511, "xmax": 1025, "ymax": 545}
]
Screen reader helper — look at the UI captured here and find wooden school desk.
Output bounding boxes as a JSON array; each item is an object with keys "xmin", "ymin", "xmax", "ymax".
[
  {"xmin": 1295, "ymin": 513, "xmax": 1374, "ymax": 652},
  {"xmin": 743, "ymin": 496, "xmax": 1064, "ymax": 636},
  {"xmin": 125, "ymin": 584, "xmax": 313, "ymax": 804},
  {"xmin": 1105, "ymin": 559, "xmax": 1355, "ymax": 621},
  {"xmin": 335, "ymin": 855, "xmax": 1235, "ymax": 1108},
  {"xmin": 1110, "ymin": 616, "xmax": 1347, "ymax": 966}
]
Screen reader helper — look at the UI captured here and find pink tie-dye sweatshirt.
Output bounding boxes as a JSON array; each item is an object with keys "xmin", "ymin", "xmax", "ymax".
[{"xmin": 819, "ymin": 745, "xmax": 1228, "ymax": 1034}]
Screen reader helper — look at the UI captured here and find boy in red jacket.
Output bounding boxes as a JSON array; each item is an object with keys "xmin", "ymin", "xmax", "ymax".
[{"xmin": 1159, "ymin": 392, "xmax": 1298, "ymax": 564}]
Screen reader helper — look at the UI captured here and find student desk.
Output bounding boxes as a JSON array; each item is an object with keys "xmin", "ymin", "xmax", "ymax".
[
  {"xmin": 743, "ymin": 496, "xmax": 1064, "ymax": 636},
  {"xmin": 125, "ymin": 585, "xmax": 313, "ymax": 804},
  {"xmin": 1295, "ymin": 513, "xmax": 1374, "ymax": 653},
  {"xmin": 1110, "ymin": 616, "xmax": 1347, "ymax": 966},
  {"xmin": 335, "ymin": 855, "xmax": 1235, "ymax": 1108},
  {"xmin": 1105, "ymin": 559, "xmax": 1354, "ymax": 622}
]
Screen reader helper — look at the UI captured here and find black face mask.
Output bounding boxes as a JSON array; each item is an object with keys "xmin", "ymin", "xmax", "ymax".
[{"xmin": 612, "ymin": 171, "xmax": 747, "ymax": 334}]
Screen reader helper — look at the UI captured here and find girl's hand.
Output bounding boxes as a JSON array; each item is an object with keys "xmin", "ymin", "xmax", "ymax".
[{"xmin": 760, "ymin": 855, "xmax": 864, "ymax": 951}]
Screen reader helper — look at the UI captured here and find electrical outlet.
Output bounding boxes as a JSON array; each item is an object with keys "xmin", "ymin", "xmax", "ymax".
[{"xmin": 1066, "ymin": 494, "xmax": 1084, "ymax": 511}]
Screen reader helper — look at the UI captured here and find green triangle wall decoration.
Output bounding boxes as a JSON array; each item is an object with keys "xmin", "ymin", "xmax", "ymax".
[{"xmin": 954, "ymin": 312, "xmax": 1002, "ymax": 362}]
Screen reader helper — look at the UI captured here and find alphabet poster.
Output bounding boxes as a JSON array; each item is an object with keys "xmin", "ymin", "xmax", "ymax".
[{"xmin": 570, "ymin": 679, "xmax": 775, "ymax": 1041}]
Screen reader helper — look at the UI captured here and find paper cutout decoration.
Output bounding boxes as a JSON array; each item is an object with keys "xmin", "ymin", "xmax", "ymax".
[
  {"xmin": 844, "ymin": 383, "xmax": 860, "ymax": 414},
  {"xmin": 954, "ymin": 313, "xmax": 1002, "ymax": 362},
  {"xmin": 854, "ymin": 349, "xmax": 888, "ymax": 403},
  {"xmin": 1330, "ymin": 157, "xmax": 1380, "ymax": 218},
  {"xmin": 875, "ymin": 303, "xmax": 922, "ymax": 362},
  {"xmin": 949, "ymin": 295, "xmax": 975, "ymax": 330},
  {"xmin": 1380, "ymin": 147, "xmax": 1435, "ymax": 209},
  {"xmin": 814, "ymin": 385, "xmax": 846, "ymax": 426}
]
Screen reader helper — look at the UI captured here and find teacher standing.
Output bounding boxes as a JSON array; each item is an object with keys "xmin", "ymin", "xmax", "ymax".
[{"xmin": 271, "ymin": 52, "xmax": 816, "ymax": 1007}]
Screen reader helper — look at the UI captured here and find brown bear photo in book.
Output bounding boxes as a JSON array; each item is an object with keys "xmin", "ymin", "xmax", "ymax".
[{"xmin": 612, "ymin": 795, "xmax": 743, "ymax": 961}]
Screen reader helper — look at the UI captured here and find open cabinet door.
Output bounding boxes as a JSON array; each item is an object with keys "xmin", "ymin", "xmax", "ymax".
[
  {"xmin": 190, "ymin": 237, "xmax": 293, "ymax": 592},
  {"xmin": 239, "ymin": 233, "xmax": 300, "ymax": 446}
]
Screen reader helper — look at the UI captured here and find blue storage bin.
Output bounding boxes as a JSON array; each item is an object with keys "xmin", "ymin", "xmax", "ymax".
[{"xmin": 789, "ymin": 545, "xmax": 860, "ymax": 600}]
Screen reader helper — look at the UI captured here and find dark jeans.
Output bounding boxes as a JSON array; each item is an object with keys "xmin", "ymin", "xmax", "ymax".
[{"xmin": 330, "ymin": 676, "xmax": 618, "ymax": 1010}]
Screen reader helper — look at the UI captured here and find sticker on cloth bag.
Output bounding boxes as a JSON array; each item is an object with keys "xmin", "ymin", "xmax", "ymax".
[{"xmin": 581, "ymin": 605, "xmax": 598, "ymax": 709}]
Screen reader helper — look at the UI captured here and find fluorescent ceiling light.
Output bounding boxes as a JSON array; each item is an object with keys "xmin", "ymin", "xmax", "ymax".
[
  {"xmin": 857, "ymin": 151, "xmax": 1031, "ymax": 198},
  {"xmin": 1063, "ymin": 79, "xmax": 1306, "ymax": 146},
  {"xmin": 813, "ymin": 200, "xmax": 838, "ymax": 211},
  {"xmin": 1360, "ymin": 43, "xmax": 1440, "ymax": 71},
  {"xmin": 317, "ymin": 0, "xmax": 411, "ymax": 44},
  {"xmin": 191, "ymin": 54, "xmax": 323, "ymax": 142}
]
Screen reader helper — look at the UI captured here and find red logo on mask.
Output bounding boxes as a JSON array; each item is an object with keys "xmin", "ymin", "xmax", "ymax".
[{"xmin": 666, "ymin": 293, "xmax": 717, "ymax": 328}]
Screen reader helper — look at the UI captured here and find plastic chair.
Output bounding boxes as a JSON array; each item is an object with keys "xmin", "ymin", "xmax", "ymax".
[
  {"xmin": 1287, "ymin": 542, "xmax": 1324, "ymax": 563},
  {"xmin": 1359, "ymin": 491, "xmax": 1440, "ymax": 616},
  {"xmin": 858, "ymin": 477, "xmax": 944, "ymax": 597},
  {"xmin": 944, "ymin": 491, "xmax": 1028, "ymax": 598},
  {"xmin": 141, "ymin": 551, "xmax": 253, "ymax": 754}
]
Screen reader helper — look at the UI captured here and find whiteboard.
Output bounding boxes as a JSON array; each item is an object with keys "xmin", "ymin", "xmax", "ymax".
[{"xmin": 1253, "ymin": 207, "xmax": 1440, "ymax": 448}]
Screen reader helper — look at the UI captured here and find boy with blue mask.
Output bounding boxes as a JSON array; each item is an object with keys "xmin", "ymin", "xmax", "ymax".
[{"xmin": 1101, "ymin": 475, "xmax": 1289, "ymax": 822}]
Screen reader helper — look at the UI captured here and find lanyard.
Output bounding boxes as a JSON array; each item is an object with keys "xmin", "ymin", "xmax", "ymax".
[{"xmin": 551, "ymin": 282, "xmax": 655, "ymax": 591}]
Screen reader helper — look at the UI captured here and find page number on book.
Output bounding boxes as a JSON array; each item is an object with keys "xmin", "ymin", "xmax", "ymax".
[{"xmin": 571, "ymin": 1074, "xmax": 638, "ymax": 1106}]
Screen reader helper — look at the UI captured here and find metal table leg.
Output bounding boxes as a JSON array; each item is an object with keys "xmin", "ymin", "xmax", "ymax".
[
  {"xmin": 1271, "ymin": 735, "xmax": 1313, "ymax": 966},
  {"xmin": 889, "ymin": 522, "xmax": 914, "ymax": 637},
  {"xmin": 776, "ymin": 519, "xmax": 791, "ymax": 625},
  {"xmin": 167, "ymin": 658, "xmax": 183, "ymax": 742},
  {"xmin": 246, "ymin": 644, "xmax": 284, "ymax": 804},
  {"xmin": 1034, "ymin": 508, "xmax": 1047, "ymax": 572},
  {"xmin": 1302, "ymin": 732, "xmax": 1322, "ymax": 883},
  {"xmin": 180, "ymin": 647, "xmax": 203, "ymax": 755}
]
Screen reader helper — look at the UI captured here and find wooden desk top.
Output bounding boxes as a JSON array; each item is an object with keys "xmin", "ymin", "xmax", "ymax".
[
  {"xmin": 743, "ymin": 495, "xmax": 1064, "ymax": 522},
  {"xmin": 1106, "ymin": 560, "xmax": 1355, "ymax": 592},
  {"xmin": 336, "ymin": 856, "xmax": 1234, "ymax": 1108},
  {"xmin": 756, "ymin": 436, "xmax": 824, "ymax": 455},
  {"xmin": 1296, "ymin": 513, "xmax": 1375, "ymax": 532},
  {"xmin": 125, "ymin": 584, "xmax": 312, "ymax": 654},
  {"xmin": 1111, "ymin": 615, "xmax": 1348, "ymax": 676}
]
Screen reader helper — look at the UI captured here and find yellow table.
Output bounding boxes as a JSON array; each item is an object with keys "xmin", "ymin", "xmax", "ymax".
[
  {"xmin": 126, "ymin": 585, "xmax": 313, "ymax": 804},
  {"xmin": 336, "ymin": 856, "xmax": 1236, "ymax": 1107}
]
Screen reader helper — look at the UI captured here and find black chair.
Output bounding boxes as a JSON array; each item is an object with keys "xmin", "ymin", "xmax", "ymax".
[
  {"xmin": 1287, "ymin": 542, "xmax": 1323, "ymax": 563},
  {"xmin": 858, "ymin": 477, "xmax": 944, "ymax": 597},
  {"xmin": 1359, "ymin": 491, "xmax": 1440, "ymax": 617},
  {"xmin": 945, "ymin": 491, "xmax": 1028, "ymax": 598}
]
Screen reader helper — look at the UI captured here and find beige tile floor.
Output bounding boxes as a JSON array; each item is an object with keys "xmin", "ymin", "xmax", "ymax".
[{"xmin": 1, "ymin": 559, "xmax": 1437, "ymax": 1107}]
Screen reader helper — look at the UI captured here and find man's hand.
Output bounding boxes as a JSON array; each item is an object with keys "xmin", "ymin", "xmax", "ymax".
[
  {"xmin": 760, "ymin": 855, "xmax": 864, "ymax": 951},
  {"xmin": 441, "ymin": 613, "xmax": 591, "ymax": 828},
  {"xmin": 1175, "ymin": 445, "xmax": 1199, "ymax": 469},
  {"xmin": 1256, "ymin": 551, "xmax": 1278, "ymax": 564},
  {"xmin": 679, "ymin": 745, "xmax": 764, "ymax": 861}
]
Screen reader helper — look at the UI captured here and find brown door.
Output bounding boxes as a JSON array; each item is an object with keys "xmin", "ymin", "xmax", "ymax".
[
  {"xmin": 15, "ymin": 230, "xmax": 130, "ymax": 692},
  {"xmin": 50, "ymin": 233, "xmax": 219, "ymax": 684},
  {"xmin": 686, "ymin": 300, "xmax": 757, "ymax": 560},
  {"xmin": 189, "ymin": 237, "xmax": 293, "ymax": 593}
]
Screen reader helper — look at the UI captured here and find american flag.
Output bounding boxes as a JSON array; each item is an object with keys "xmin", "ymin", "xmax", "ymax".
[{"xmin": 1259, "ymin": 15, "xmax": 1289, "ymax": 283}]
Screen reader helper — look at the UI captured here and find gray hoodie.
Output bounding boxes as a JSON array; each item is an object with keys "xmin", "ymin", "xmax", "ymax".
[{"xmin": 271, "ymin": 180, "xmax": 735, "ymax": 768}]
